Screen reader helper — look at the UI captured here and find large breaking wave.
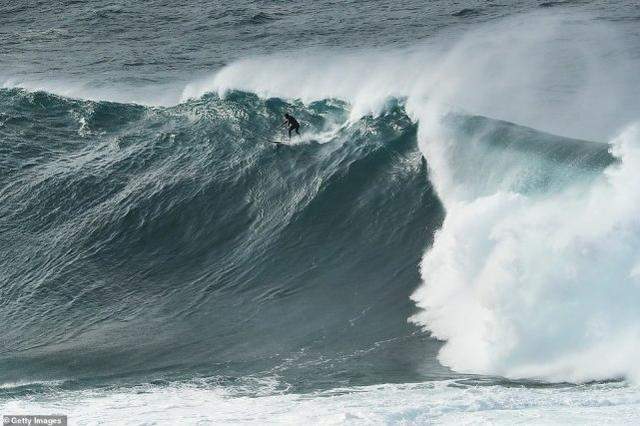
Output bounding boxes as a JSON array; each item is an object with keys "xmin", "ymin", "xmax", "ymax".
[
  {"xmin": 1, "ymin": 9, "xmax": 640, "ymax": 397},
  {"xmin": 178, "ymin": 10, "xmax": 640, "ymax": 383}
]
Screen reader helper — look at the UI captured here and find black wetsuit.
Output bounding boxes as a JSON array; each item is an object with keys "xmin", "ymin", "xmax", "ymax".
[{"xmin": 285, "ymin": 116, "xmax": 300, "ymax": 137}]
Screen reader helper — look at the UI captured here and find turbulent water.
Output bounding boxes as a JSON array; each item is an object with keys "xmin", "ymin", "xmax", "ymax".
[{"xmin": 2, "ymin": 0, "xmax": 640, "ymax": 424}]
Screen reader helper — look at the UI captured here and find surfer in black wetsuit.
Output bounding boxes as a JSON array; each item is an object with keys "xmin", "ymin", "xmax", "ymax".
[{"xmin": 283, "ymin": 113, "xmax": 300, "ymax": 138}]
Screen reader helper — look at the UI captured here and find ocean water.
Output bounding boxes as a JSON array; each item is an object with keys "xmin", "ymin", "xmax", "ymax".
[{"xmin": 2, "ymin": 0, "xmax": 640, "ymax": 424}]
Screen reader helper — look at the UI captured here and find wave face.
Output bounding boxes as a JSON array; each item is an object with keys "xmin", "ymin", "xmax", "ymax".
[{"xmin": 0, "ymin": 88, "xmax": 449, "ymax": 394}]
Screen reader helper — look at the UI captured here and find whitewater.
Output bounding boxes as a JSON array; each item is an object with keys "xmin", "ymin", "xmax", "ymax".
[{"xmin": 2, "ymin": 0, "xmax": 640, "ymax": 424}]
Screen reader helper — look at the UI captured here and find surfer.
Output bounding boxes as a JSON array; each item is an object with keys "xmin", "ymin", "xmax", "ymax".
[{"xmin": 282, "ymin": 113, "xmax": 300, "ymax": 138}]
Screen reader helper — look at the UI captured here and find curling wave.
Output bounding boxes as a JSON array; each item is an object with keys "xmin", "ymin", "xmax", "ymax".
[{"xmin": 1, "ymin": 9, "xmax": 640, "ymax": 399}]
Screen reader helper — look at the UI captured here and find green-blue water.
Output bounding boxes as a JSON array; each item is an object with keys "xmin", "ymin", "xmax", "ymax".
[{"xmin": 1, "ymin": 0, "xmax": 640, "ymax": 423}]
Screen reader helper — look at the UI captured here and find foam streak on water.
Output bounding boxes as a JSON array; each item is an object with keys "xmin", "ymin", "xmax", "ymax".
[{"xmin": 2, "ymin": 379, "xmax": 640, "ymax": 425}]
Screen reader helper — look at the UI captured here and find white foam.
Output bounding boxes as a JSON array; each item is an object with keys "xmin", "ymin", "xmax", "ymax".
[
  {"xmin": 2, "ymin": 380, "xmax": 639, "ymax": 425},
  {"xmin": 409, "ymin": 118, "xmax": 640, "ymax": 383}
]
